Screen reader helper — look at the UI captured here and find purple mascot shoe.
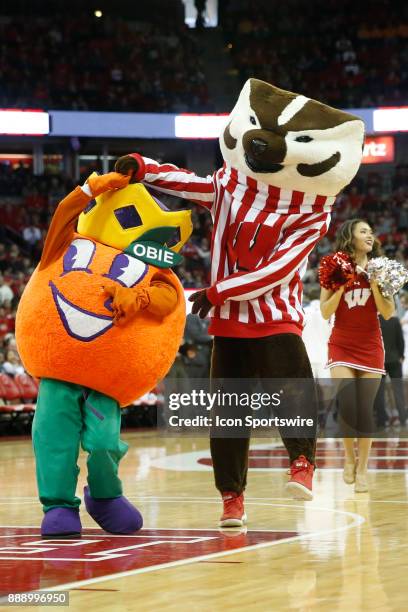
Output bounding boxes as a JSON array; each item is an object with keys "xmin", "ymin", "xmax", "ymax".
[
  {"xmin": 41, "ymin": 508, "xmax": 82, "ymax": 537},
  {"xmin": 84, "ymin": 486, "xmax": 143, "ymax": 534}
]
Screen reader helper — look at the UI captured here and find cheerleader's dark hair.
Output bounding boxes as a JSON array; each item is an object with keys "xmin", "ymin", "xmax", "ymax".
[{"xmin": 335, "ymin": 218, "xmax": 382, "ymax": 260}]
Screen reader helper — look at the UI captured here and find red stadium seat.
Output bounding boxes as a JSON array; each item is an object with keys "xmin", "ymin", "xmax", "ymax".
[
  {"xmin": 22, "ymin": 404, "xmax": 36, "ymax": 413},
  {"xmin": 0, "ymin": 375, "xmax": 35, "ymax": 433},
  {"xmin": 0, "ymin": 374, "xmax": 21, "ymax": 403},
  {"xmin": 14, "ymin": 374, "xmax": 38, "ymax": 401},
  {"xmin": 0, "ymin": 405, "xmax": 21, "ymax": 414}
]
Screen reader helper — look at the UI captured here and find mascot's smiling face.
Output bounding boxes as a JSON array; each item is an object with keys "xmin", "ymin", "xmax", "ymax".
[
  {"xmin": 220, "ymin": 78, "xmax": 365, "ymax": 196},
  {"xmin": 49, "ymin": 238, "xmax": 149, "ymax": 342}
]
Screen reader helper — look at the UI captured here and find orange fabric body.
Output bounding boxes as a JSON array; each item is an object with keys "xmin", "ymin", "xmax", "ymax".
[{"xmin": 16, "ymin": 186, "xmax": 185, "ymax": 407}]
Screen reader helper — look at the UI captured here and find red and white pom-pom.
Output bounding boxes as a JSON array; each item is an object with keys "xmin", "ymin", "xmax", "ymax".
[{"xmin": 318, "ymin": 251, "xmax": 356, "ymax": 291}]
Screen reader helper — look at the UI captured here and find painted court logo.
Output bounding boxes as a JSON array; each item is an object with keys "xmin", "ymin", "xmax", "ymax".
[{"xmin": 0, "ymin": 528, "xmax": 298, "ymax": 594}]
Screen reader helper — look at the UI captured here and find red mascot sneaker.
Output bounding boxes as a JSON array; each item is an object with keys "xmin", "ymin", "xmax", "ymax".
[
  {"xmin": 219, "ymin": 492, "xmax": 247, "ymax": 527},
  {"xmin": 285, "ymin": 456, "xmax": 314, "ymax": 501}
]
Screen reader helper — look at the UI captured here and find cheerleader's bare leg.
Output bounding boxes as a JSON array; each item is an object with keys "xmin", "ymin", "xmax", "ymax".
[
  {"xmin": 354, "ymin": 371, "xmax": 381, "ymax": 492},
  {"xmin": 330, "ymin": 365, "xmax": 358, "ymax": 484}
]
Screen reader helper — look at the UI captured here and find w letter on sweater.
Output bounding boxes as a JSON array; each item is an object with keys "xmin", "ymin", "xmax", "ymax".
[{"xmin": 344, "ymin": 288, "xmax": 371, "ymax": 309}]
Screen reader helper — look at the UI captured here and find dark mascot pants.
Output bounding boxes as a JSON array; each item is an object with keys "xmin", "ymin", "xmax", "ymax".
[{"xmin": 210, "ymin": 334, "xmax": 316, "ymax": 494}]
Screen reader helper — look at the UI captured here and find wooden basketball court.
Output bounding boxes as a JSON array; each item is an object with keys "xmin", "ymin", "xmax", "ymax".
[{"xmin": 0, "ymin": 432, "xmax": 407, "ymax": 610}]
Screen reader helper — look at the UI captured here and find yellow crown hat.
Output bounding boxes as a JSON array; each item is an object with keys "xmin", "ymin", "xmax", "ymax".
[{"xmin": 77, "ymin": 179, "xmax": 192, "ymax": 253}]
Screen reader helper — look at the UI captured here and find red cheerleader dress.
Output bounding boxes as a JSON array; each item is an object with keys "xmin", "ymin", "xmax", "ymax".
[{"xmin": 326, "ymin": 272, "xmax": 385, "ymax": 374}]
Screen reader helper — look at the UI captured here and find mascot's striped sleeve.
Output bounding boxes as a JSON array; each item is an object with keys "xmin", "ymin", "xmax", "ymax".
[{"xmin": 130, "ymin": 154, "xmax": 332, "ymax": 338}]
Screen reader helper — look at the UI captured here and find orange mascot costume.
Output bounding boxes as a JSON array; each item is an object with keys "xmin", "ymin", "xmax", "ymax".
[{"xmin": 16, "ymin": 171, "xmax": 192, "ymax": 536}]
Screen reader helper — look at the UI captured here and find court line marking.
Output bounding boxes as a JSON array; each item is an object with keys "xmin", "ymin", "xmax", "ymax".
[
  {"xmin": 150, "ymin": 447, "xmax": 408, "ymax": 472},
  {"xmin": 229, "ymin": 455, "xmax": 408, "ymax": 460},
  {"xmin": 154, "ymin": 465, "xmax": 408, "ymax": 474},
  {"xmin": 125, "ymin": 496, "xmax": 408, "ymax": 505},
  {"xmin": 0, "ymin": 496, "xmax": 407, "ymax": 505},
  {"xmin": 0, "ymin": 528, "xmax": 314, "ymax": 534},
  {"xmin": 347, "ymin": 499, "xmax": 408, "ymax": 504},
  {"xmin": 0, "ymin": 501, "xmax": 38, "ymax": 506},
  {"xmin": 0, "ymin": 502, "xmax": 364, "ymax": 589}
]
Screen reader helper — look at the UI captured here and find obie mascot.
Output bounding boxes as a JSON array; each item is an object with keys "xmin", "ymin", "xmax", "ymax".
[
  {"xmin": 116, "ymin": 78, "xmax": 365, "ymax": 527},
  {"xmin": 16, "ymin": 172, "xmax": 192, "ymax": 536}
]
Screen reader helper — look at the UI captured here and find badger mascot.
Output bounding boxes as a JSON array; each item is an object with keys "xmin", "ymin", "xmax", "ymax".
[{"xmin": 116, "ymin": 78, "xmax": 365, "ymax": 527}]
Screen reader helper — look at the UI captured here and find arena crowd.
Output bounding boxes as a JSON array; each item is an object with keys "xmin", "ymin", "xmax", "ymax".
[
  {"xmin": 0, "ymin": 11, "xmax": 210, "ymax": 113},
  {"xmin": 1, "ymin": 162, "xmax": 408, "ymax": 385},
  {"xmin": 1, "ymin": 0, "xmax": 407, "ymax": 112},
  {"xmin": 220, "ymin": 0, "xmax": 408, "ymax": 109}
]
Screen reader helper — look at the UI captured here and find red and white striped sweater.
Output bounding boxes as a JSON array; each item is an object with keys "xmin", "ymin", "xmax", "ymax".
[{"xmin": 131, "ymin": 154, "xmax": 333, "ymax": 338}]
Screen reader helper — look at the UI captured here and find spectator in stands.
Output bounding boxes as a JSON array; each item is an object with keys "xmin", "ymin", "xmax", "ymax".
[
  {"xmin": 195, "ymin": 237, "xmax": 211, "ymax": 271},
  {"xmin": 180, "ymin": 343, "xmax": 208, "ymax": 378},
  {"xmin": 2, "ymin": 348, "xmax": 25, "ymax": 376},
  {"xmin": 0, "ymin": 244, "xmax": 7, "ymax": 272},
  {"xmin": 383, "ymin": 234, "xmax": 398, "ymax": 258},
  {"xmin": 302, "ymin": 267, "xmax": 319, "ymax": 292},
  {"xmin": 184, "ymin": 312, "xmax": 212, "ymax": 375},
  {"xmin": 3, "ymin": 334, "xmax": 18, "ymax": 353},
  {"xmin": 400, "ymin": 293, "xmax": 408, "ymax": 377},
  {"xmin": 316, "ymin": 236, "xmax": 333, "ymax": 257},
  {"xmin": 23, "ymin": 215, "xmax": 42, "ymax": 251},
  {"xmin": 0, "ymin": 305, "xmax": 15, "ymax": 340},
  {"xmin": 0, "ymin": 275, "xmax": 14, "ymax": 306},
  {"xmin": 24, "ymin": 187, "xmax": 47, "ymax": 212},
  {"xmin": 374, "ymin": 315, "xmax": 406, "ymax": 428},
  {"xmin": 185, "ymin": 312, "xmax": 212, "ymax": 346},
  {"xmin": 167, "ymin": 350, "xmax": 188, "ymax": 379},
  {"xmin": 47, "ymin": 176, "xmax": 69, "ymax": 206},
  {"xmin": 398, "ymin": 200, "xmax": 408, "ymax": 231},
  {"xmin": 180, "ymin": 270, "xmax": 199, "ymax": 288}
]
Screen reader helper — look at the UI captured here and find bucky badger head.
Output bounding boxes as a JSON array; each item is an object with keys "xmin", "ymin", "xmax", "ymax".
[{"xmin": 220, "ymin": 79, "xmax": 365, "ymax": 196}]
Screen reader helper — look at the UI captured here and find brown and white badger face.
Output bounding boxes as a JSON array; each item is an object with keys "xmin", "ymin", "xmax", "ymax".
[{"xmin": 220, "ymin": 79, "xmax": 365, "ymax": 196}]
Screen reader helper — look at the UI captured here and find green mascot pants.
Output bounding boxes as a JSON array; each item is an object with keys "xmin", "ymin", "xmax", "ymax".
[{"xmin": 32, "ymin": 378, "xmax": 128, "ymax": 513}]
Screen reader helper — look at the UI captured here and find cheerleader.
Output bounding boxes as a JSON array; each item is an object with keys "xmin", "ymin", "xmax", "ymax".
[
  {"xmin": 320, "ymin": 219, "xmax": 395, "ymax": 492},
  {"xmin": 400, "ymin": 293, "xmax": 408, "ymax": 377}
]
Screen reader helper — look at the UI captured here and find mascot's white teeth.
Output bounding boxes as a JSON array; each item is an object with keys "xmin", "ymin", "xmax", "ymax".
[{"xmin": 49, "ymin": 281, "xmax": 113, "ymax": 342}]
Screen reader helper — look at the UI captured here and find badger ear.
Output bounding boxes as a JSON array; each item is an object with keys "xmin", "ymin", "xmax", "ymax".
[{"xmin": 223, "ymin": 121, "xmax": 237, "ymax": 150}]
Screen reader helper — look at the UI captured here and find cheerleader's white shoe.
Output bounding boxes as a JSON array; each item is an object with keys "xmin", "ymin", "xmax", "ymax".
[
  {"xmin": 343, "ymin": 462, "xmax": 356, "ymax": 484},
  {"xmin": 354, "ymin": 471, "xmax": 369, "ymax": 493}
]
